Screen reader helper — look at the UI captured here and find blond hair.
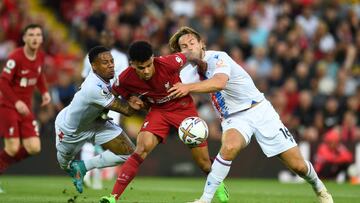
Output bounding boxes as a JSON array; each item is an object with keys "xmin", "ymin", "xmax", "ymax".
[{"xmin": 168, "ymin": 26, "xmax": 203, "ymax": 53}]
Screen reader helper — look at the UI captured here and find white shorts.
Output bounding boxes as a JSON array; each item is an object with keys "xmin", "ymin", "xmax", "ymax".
[
  {"xmin": 55, "ymin": 120, "xmax": 123, "ymax": 160},
  {"xmin": 221, "ymin": 99, "xmax": 297, "ymax": 157}
]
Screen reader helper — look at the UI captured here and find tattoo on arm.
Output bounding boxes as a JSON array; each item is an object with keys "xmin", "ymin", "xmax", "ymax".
[{"xmin": 107, "ymin": 97, "xmax": 135, "ymax": 116}]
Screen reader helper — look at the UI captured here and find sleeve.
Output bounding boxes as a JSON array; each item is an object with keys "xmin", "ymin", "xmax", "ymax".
[
  {"xmin": 87, "ymin": 84, "xmax": 115, "ymax": 108},
  {"xmin": 112, "ymin": 74, "xmax": 131, "ymax": 99},
  {"xmin": 0, "ymin": 56, "xmax": 20, "ymax": 103},
  {"xmin": 36, "ymin": 73, "xmax": 48, "ymax": 94},
  {"xmin": 162, "ymin": 53, "xmax": 187, "ymax": 73},
  {"xmin": 36, "ymin": 55, "xmax": 48, "ymax": 94},
  {"xmin": 212, "ymin": 52, "xmax": 231, "ymax": 77}
]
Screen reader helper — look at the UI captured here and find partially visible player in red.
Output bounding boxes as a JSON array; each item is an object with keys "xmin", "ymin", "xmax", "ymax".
[
  {"xmin": 0, "ymin": 24, "xmax": 51, "ymax": 175},
  {"xmin": 99, "ymin": 41, "xmax": 228, "ymax": 203}
]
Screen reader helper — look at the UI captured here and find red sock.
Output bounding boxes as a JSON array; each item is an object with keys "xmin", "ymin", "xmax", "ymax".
[
  {"xmin": 111, "ymin": 153, "xmax": 143, "ymax": 199},
  {"xmin": 0, "ymin": 150, "xmax": 15, "ymax": 173},
  {"xmin": 0, "ymin": 147, "xmax": 30, "ymax": 174},
  {"xmin": 14, "ymin": 147, "xmax": 30, "ymax": 162}
]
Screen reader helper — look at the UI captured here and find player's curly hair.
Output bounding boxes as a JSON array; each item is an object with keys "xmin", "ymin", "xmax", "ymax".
[
  {"xmin": 128, "ymin": 41, "xmax": 153, "ymax": 62},
  {"xmin": 168, "ymin": 26, "xmax": 204, "ymax": 53},
  {"xmin": 88, "ymin": 46, "xmax": 110, "ymax": 64}
]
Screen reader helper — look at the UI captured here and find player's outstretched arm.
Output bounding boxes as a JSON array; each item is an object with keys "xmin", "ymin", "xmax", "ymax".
[
  {"xmin": 168, "ymin": 73, "xmax": 228, "ymax": 98},
  {"xmin": 106, "ymin": 97, "xmax": 143, "ymax": 116},
  {"xmin": 107, "ymin": 98, "xmax": 134, "ymax": 116}
]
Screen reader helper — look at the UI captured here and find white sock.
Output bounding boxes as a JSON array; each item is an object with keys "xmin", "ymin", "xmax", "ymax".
[
  {"xmin": 83, "ymin": 150, "xmax": 129, "ymax": 170},
  {"xmin": 300, "ymin": 160, "xmax": 325, "ymax": 193},
  {"xmin": 200, "ymin": 153, "xmax": 232, "ymax": 202},
  {"xmin": 81, "ymin": 143, "xmax": 95, "ymax": 160}
]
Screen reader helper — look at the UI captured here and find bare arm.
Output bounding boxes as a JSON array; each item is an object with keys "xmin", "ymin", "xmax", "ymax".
[
  {"xmin": 106, "ymin": 95, "xmax": 144, "ymax": 116},
  {"xmin": 168, "ymin": 73, "xmax": 228, "ymax": 98}
]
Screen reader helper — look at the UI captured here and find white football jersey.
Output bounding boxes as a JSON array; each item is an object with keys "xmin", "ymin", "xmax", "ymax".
[
  {"xmin": 81, "ymin": 48, "xmax": 129, "ymax": 85},
  {"xmin": 55, "ymin": 72, "xmax": 115, "ymax": 134},
  {"xmin": 203, "ymin": 50, "xmax": 264, "ymax": 118}
]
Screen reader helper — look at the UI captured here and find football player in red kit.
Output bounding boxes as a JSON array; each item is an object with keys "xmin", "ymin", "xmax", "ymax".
[
  {"xmin": 99, "ymin": 41, "xmax": 228, "ymax": 203},
  {"xmin": 0, "ymin": 24, "xmax": 51, "ymax": 176}
]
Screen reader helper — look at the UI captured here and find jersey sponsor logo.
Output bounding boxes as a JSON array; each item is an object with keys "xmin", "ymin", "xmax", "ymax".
[
  {"xmin": 19, "ymin": 77, "xmax": 37, "ymax": 87},
  {"xmin": 21, "ymin": 70, "xmax": 30, "ymax": 74},
  {"xmin": 3, "ymin": 59, "xmax": 16, "ymax": 74}
]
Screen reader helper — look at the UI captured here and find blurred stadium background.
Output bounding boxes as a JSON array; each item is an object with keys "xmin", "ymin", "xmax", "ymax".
[{"xmin": 0, "ymin": 0, "xmax": 359, "ymax": 184}]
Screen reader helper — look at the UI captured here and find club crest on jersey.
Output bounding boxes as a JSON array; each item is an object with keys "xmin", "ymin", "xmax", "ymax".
[
  {"xmin": 164, "ymin": 81, "xmax": 170, "ymax": 90},
  {"xmin": 175, "ymin": 56, "xmax": 183, "ymax": 66},
  {"xmin": 216, "ymin": 59, "xmax": 226, "ymax": 68}
]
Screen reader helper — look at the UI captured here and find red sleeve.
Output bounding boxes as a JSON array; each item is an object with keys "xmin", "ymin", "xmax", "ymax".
[
  {"xmin": 36, "ymin": 73, "xmax": 48, "ymax": 94},
  {"xmin": 112, "ymin": 73, "xmax": 131, "ymax": 99},
  {"xmin": 0, "ymin": 55, "xmax": 20, "ymax": 103},
  {"xmin": 36, "ymin": 52, "xmax": 48, "ymax": 94},
  {"xmin": 161, "ymin": 53, "xmax": 187, "ymax": 73}
]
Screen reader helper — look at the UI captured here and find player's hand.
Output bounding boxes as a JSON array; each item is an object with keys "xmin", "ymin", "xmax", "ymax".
[
  {"xmin": 41, "ymin": 92, "xmax": 51, "ymax": 106},
  {"xmin": 128, "ymin": 96, "xmax": 144, "ymax": 110},
  {"xmin": 167, "ymin": 82, "xmax": 190, "ymax": 99},
  {"xmin": 15, "ymin": 100, "xmax": 30, "ymax": 116}
]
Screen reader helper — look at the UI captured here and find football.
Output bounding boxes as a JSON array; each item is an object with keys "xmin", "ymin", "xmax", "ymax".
[{"xmin": 178, "ymin": 117, "xmax": 209, "ymax": 145}]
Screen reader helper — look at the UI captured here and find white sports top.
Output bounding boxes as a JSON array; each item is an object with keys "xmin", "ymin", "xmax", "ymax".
[{"xmin": 56, "ymin": 72, "xmax": 115, "ymax": 134}]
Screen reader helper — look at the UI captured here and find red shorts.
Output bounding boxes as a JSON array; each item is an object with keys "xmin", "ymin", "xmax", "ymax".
[
  {"xmin": 0, "ymin": 107, "xmax": 39, "ymax": 139},
  {"xmin": 140, "ymin": 106, "xmax": 207, "ymax": 147}
]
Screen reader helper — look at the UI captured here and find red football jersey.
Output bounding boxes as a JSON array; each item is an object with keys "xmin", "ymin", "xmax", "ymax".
[
  {"xmin": 0, "ymin": 47, "xmax": 47, "ymax": 109},
  {"xmin": 113, "ymin": 53, "xmax": 194, "ymax": 111}
]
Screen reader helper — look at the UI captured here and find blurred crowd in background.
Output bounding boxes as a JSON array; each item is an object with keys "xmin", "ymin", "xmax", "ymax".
[{"xmin": 0, "ymin": 0, "xmax": 359, "ymax": 180}]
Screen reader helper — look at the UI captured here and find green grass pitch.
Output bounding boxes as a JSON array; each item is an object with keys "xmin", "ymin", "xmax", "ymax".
[{"xmin": 0, "ymin": 175, "xmax": 358, "ymax": 203}]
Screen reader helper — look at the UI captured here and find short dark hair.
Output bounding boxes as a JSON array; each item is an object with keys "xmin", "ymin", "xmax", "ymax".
[
  {"xmin": 128, "ymin": 41, "xmax": 153, "ymax": 62},
  {"xmin": 22, "ymin": 24, "xmax": 42, "ymax": 36},
  {"xmin": 88, "ymin": 46, "xmax": 110, "ymax": 63}
]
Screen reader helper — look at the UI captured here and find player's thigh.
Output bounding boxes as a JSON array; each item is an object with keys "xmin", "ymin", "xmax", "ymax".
[
  {"xmin": 140, "ymin": 110, "xmax": 171, "ymax": 143},
  {"xmin": 20, "ymin": 114, "xmax": 40, "ymax": 138},
  {"xmin": 102, "ymin": 131, "xmax": 135, "ymax": 155},
  {"xmin": 220, "ymin": 128, "xmax": 247, "ymax": 160},
  {"xmin": 252, "ymin": 100, "xmax": 297, "ymax": 157},
  {"xmin": 55, "ymin": 125, "xmax": 87, "ymax": 159},
  {"xmin": 221, "ymin": 114, "xmax": 252, "ymax": 156},
  {"xmin": 278, "ymin": 146, "xmax": 307, "ymax": 175},
  {"xmin": 22, "ymin": 136, "xmax": 41, "ymax": 154}
]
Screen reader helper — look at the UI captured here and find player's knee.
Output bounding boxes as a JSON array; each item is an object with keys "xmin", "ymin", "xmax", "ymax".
[
  {"xmin": 5, "ymin": 144, "xmax": 20, "ymax": 156},
  {"xmin": 27, "ymin": 146, "xmax": 41, "ymax": 155},
  {"xmin": 220, "ymin": 143, "xmax": 240, "ymax": 160}
]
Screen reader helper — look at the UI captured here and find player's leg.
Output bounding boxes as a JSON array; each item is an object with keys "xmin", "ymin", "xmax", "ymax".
[
  {"xmin": 190, "ymin": 144, "xmax": 229, "ymax": 203},
  {"xmin": 22, "ymin": 136, "xmax": 41, "ymax": 155},
  {"xmin": 0, "ymin": 108, "xmax": 36, "ymax": 173},
  {"xmin": 190, "ymin": 145, "xmax": 211, "ymax": 173},
  {"xmin": 82, "ymin": 131, "xmax": 135, "ymax": 171},
  {"xmin": 278, "ymin": 147, "xmax": 334, "ymax": 203},
  {"xmin": 0, "ymin": 138, "xmax": 21, "ymax": 173},
  {"xmin": 196, "ymin": 128, "xmax": 246, "ymax": 203},
  {"xmin": 108, "ymin": 131, "xmax": 160, "ymax": 200}
]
